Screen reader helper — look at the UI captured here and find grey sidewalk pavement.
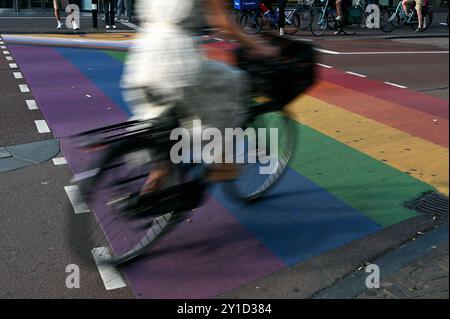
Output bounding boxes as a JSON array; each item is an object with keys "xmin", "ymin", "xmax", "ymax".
[{"xmin": 358, "ymin": 242, "xmax": 449, "ymax": 299}]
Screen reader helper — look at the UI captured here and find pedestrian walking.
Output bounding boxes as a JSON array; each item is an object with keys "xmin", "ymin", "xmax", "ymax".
[
  {"xmin": 103, "ymin": 0, "xmax": 117, "ymax": 29},
  {"xmin": 116, "ymin": 0, "xmax": 132, "ymax": 23}
]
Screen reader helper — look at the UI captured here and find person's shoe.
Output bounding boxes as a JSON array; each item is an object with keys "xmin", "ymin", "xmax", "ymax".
[
  {"xmin": 279, "ymin": 28, "xmax": 285, "ymax": 36},
  {"xmin": 112, "ymin": 25, "xmax": 117, "ymax": 29},
  {"xmin": 335, "ymin": 15, "xmax": 343, "ymax": 21},
  {"xmin": 106, "ymin": 25, "xmax": 111, "ymax": 29},
  {"xmin": 334, "ymin": 29, "xmax": 342, "ymax": 35},
  {"xmin": 415, "ymin": 27, "xmax": 424, "ymax": 32},
  {"xmin": 57, "ymin": 21, "xmax": 64, "ymax": 30}
]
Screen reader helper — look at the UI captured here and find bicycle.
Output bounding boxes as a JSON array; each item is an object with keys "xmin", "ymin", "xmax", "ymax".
[
  {"xmin": 237, "ymin": 0, "xmax": 303, "ymax": 35},
  {"xmin": 72, "ymin": 35, "xmax": 316, "ymax": 265},
  {"xmin": 310, "ymin": 0, "xmax": 366, "ymax": 36},
  {"xmin": 381, "ymin": 0, "xmax": 433, "ymax": 32}
]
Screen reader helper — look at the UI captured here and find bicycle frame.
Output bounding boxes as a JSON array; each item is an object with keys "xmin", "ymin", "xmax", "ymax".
[{"xmin": 388, "ymin": 1, "xmax": 418, "ymax": 25}]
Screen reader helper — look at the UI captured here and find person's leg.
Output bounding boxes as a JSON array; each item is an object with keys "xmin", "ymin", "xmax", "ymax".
[
  {"xmin": 336, "ymin": 0, "xmax": 343, "ymax": 19},
  {"xmin": 125, "ymin": 0, "xmax": 132, "ymax": 22},
  {"xmin": 110, "ymin": 0, "xmax": 116, "ymax": 27},
  {"xmin": 402, "ymin": 0, "xmax": 410, "ymax": 15},
  {"xmin": 416, "ymin": 0, "xmax": 424, "ymax": 29},
  {"xmin": 278, "ymin": 0, "xmax": 287, "ymax": 35},
  {"xmin": 104, "ymin": 0, "xmax": 111, "ymax": 27},
  {"xmin": 116, "ymin": 0, "xmax": 123, "ymax": 20},
  {"xmin": 53, "ymin": 0, "xmax": 63, "ymax": 29}
]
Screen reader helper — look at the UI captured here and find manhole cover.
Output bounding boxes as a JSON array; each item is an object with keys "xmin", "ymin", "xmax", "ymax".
[
  {"xmin": 0, "ymin": 147, "xmax": 12, "ymax": 159},
  {"xmin": 405, "ymin": 192, "xmax": 449, "ymax": 219}
]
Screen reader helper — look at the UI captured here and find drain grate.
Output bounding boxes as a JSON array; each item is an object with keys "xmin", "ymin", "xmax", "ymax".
[{"xmin": 405, "ymin": 192, "xmax": 449, "ymax": 219}]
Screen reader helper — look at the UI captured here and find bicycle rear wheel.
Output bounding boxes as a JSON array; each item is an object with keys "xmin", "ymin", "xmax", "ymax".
[
  {"xmin": 381, "ymin": 10, "xmax": 400, "ymax": 32},
  {"xmin": 223, "ymin": 110, "xmax": 298, "ymax": 203},
  {"xmin": 342, "ymin": 6, "xmax": 363, "ymax": 35},
  {"xmin": 310, "ymin": 11, "xmax": 328, "ymax": 36},
  {"xmin": 284, "ymin": 13, "xmax": 302, "ymax": 35}
]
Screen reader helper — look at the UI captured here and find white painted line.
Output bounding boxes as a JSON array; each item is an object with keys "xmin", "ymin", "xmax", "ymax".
[
  {"xmin": 340, "ymin": 51, "xmax": 449, "ymax": 55},
  {"xmin": 316, "ymin": 63, "xmax": 334, "ymax": 69},
  {"xmin": 384, "ymin": 81, "xmax": 408, "ymax": 89},
  {"xmin": 315, "ymin": 48, "xmax": 341, "ymax": 55},
  {"xmin": 0, "ymin": 41, "xmax": 4, "ymax": 44},
  {"xmin": 53, "ymin": 157, "xmax": 67, "ymax": 166},
  {"xmin": 19, "ymin": 84, "xmax": 30, "ymax": 93},
  {"xmin": 64, "ymin": 185, "xmax": 91, "ymax": 214},
  {"xmin": 26, "ymin": 100, "xmax": 39, "ymax": 110},
  {"xmin": 214, "ymin": 38, "xmax": 224, "ymax": 42},
  {"xmin": 9, "ymin": 63, "xmax": 17, "ymax": 69},
  {"xmin": 34, "ymin": 120, "xmax": 51, "ymax": 133},
  {"xmin": 120, "ymin": 20, "xmax": 141, "ymax": 31},
  {"xmin": 0, "ymin": 46, "xmax": 6, "ymax": 49},
  {"xmin": 6, "ymin": 56, "xmax": 13, "ymax": 61},
  {"xmin": 92, "ymin": 247, "xmax": 127, "ymax": 291},
  {"xmin": 72, "ymin": 168, "xmax": 100, "ymax": 183},
  {"xmin": 346, "ymin": 71, "xmax": 367, "ymax": 78},
  {"xmin": 3, "ymin": 50, "xmax": 10, "ymax": 54},
  {"xmin": 13, "ymin": 72, "xmax": 23, "ymax": 79}
]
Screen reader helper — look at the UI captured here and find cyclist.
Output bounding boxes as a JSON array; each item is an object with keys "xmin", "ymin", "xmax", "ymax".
[
  {"xmin": 402, "ymin": 0, "xmax": 424, "ymax": 32},
  {"xmin": 261, "ymin": 0, "xmax": 288, "ymax": 35},
  {"xmin": 333, "ymin": 0, "xmax": 352, "ymax": 22},
  {"xmin": 121, "ymin": 0, "xmax": 278, "ymax": 193}
]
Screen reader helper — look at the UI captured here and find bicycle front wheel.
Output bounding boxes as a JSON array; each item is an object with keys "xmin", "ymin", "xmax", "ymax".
[
  {"xmin": 223, "ymin": 110, "xmax": 298, "ymax": 203},
  {"xmin": 239, "ymin": 11, "xmax": 263, "ymax": 35},
  {"xmin": 381, "ymin": 10, "xmax": 400, "ymax": 32},
  {"xmin": 310, "ymin": 11, "xmax": 328, "ymax": 36},
  {"xmin": 79, "ymin": 139, "xmax": 181, "ymax": 265}
]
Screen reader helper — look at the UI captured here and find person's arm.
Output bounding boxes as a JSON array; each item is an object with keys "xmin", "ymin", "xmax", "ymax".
[{"xmin": 203, "ymin": 0, "xmax": 278, "ymax": 57}]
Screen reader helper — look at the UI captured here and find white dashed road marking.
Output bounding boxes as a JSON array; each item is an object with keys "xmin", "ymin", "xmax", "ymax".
[
  {"xmin": 384, "ymin": 81, "xmax": 408, "ymax": 89},
  {"xmin": 6, "ymin": 56, "xmax": 13, "ymax": 61},
  {"xmin": 19, "ymin": 84, "xmax": 30, "ymax": 93},
  {"xmin": 34, "ymin": 120, "xmax": 51, "ymax": 133},
  {"xmin": 53, "ymin": 157, "xmax": 68, "ymax": 166},
  {"xmin": 3, "ymin": 50, "xmax": 10, "ymax": 55},
  {"xmin": 26, "ymin": 100, "xmax": 39, "ymax": 110},
  {"xmin": 346, "ymin": 71, "xmax": 367, "ymax": 78},
  {"xmin": 9, "ymin": 63, "xmax": 18, "ymax": 69},
  {"xmin": 64, "ymin": 185, "xmax": 90, "ymax": 214},
  {"xmin": 92, "ymin": 247, "xmax": 127, "ymax": 291},
  {"xmin": 316, "ymin": 63, "xmax": 334, "ymax": 69},
  {"xmin": 13, "ymin": 72, "xmax": 23, "ymax": 79}
]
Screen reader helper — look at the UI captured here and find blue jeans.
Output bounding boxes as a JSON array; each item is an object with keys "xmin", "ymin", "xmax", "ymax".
[{"xmin": 116, "ymin": 0, "xmax": 132, "ymax": 21}]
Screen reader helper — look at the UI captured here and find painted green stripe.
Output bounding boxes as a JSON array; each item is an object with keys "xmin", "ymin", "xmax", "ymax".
[
  {"xmin": 290, "ymin": 121, "xmax": 434, "ymax": 227},
  {"xmin": 104, "ymin": 50, "xmax": 127, "ymax": 62}
]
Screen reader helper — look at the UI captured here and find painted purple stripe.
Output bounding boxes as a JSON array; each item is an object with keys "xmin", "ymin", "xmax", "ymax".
[
  {"xmin": 9, "ymin": 44, "xmax": 285, "ymax": 298},
  {"xmin": 8, "ymin": 45, "xmax": 128, "ymax": 140}
]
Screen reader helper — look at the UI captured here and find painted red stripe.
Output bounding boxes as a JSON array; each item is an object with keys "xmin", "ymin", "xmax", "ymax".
[
  {"xmin": 308, "ymin": 81, "xmax": 449, "ymax": 148},
  {"xmin": 318, "ymin": 67, "xmax": 449, "ymax": 120}
]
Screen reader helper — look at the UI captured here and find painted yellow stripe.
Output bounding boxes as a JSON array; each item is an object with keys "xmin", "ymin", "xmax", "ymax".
[{"xmin": 286, "ymin": 95, "xmax": 449, "ymax": 195}]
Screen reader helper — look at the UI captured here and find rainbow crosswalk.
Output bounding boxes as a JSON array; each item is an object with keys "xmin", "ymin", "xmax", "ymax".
[{"xmin": 4, "ymin": 35, "xmax": 448, "ymax": 298}]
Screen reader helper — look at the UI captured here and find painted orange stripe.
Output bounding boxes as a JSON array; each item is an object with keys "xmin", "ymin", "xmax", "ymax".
[{"xmin": 308, "ymin": 81, "xmax": 449, "ymax": 148}]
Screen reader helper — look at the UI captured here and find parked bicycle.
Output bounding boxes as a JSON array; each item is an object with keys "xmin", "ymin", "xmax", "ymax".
[
  {"xmin": 236, "ymin": 0, "xmax": 303, "ymax": 35},
  {"xmin": 72, "ymin": 35, "xmax": 316, "ymax": 265},
  {"xmin": 310, "ymin": 0, "xmax": 368, "ymax": 36},
  {"xmin": 381, "ymin": 0, "xmax": 433, "ymax": 32}
]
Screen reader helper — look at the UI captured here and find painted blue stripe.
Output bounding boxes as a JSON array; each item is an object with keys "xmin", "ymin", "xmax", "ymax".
[
  {"xmin": 55, "ymin": 47, "xmax": 132, "ymax": 116},
  {"xmin": 212, "ymin": 168, "xmax": 382, "ymax": 266}
]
